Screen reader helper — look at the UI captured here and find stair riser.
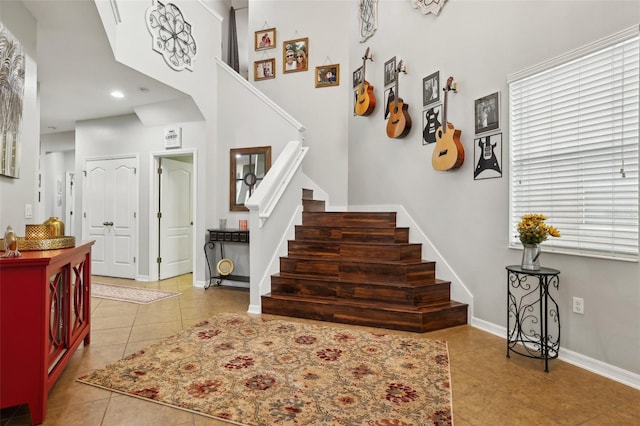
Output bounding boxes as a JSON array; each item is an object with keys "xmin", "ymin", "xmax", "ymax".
[
  {"xmin": 302, "ymin": 199, "xmax": 325, "ymax": 212},
  {"xmin": 295, "ymin": 226, "xmax": 409, "ymax": 243},
  {"xmin": 287, "ymin": 241, "xmax": 422, "ymax": 261},
  {"xmin": 279, "ymin": 258, "xmax": 436, "ymax": 283},
  {"xmin": 271, "ymin": 276, "xmax": 451, "ymax": 305},
  {"xmin": 302, "ymin": 212, "xmax": 397, "ymax": 228},
  {"xmin": 261, "ymin": 297, "xmax": 467, "ymax": 333}
]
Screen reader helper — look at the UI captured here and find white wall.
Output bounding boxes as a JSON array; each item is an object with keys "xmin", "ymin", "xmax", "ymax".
[
  {"xmin": 345, "ymin": 1, "xmax": 640, "ymax": 376},
  {"xmin": 247, "ymin": 0, "xmax": 350, "ymax": 208},
  {"xmin": 75, "ymin": 114, "xmax": 207, "ymax": 280},
  {"xmin": 245, "ymin": 0, "xmax": 639, "ymax": 378},
  {"xmin": 0, "ymin": 1, "xmax": 39, "ymax": 233}
]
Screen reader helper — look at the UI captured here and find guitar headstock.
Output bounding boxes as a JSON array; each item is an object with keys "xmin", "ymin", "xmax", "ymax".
[
  {"xmin": 363, "ymin": 47, "xmax": 373, "ymax": 62},
  {"xmin": 444, "ymin": 76, "xmax": 458, "ymax": 93}
]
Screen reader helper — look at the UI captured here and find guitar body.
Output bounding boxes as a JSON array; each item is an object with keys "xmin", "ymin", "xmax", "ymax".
[
  {"xmin": 432, "ymin": 122, "xmax": 464, "ymax": 170},
  {"xmin": 355, "ymin": 80, "xmax": 376, "ymax": 116},
  {"xmin": 386, "ymin": 98, "xmax": 412, "ymax": 138}
]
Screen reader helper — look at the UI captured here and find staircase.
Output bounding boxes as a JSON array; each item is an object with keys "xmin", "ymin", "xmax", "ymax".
[{"xmin": 261, "ymin": 189, "xmax": 468, "ymax": 333}]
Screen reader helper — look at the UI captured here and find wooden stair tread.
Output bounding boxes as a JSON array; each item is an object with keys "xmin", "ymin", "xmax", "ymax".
[
  {"xmin": 272, "ymin": 272, "xmax": 449, "ymax": 288},
  {"xmin": 281, "ymin": 254, "xmax": 432, "ymax": 265},
  {"xmin": 263, "ymin": 292, "xmax": 466, "ymax": 313}
]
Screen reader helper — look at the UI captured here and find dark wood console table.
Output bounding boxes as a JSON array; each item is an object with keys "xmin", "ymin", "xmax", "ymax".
[
  {"xmin": 506, "ymin": 265, "xmax": 561, "ymax": 372},
  {"xmin": 204, "ymin": 229, "xmax": 249, "ymax": 288}
]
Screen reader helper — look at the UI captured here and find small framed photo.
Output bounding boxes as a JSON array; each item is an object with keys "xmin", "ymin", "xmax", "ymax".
[
  {"xmin": 475, "ymin": 92, "xmax": 500, "ymax": 134},
  {"xmin": 316, "ymin": 64, "xmax": 340, "ymax": 88},
  {"xmin": 353, "ymin": 66, "xmax": 363, "ymax": 88},
  {"xmin": 254, "ymin": 58, "xmax": 275, "ymax": 81},
  {"xmin": 423, "ymin": 71, "xmax": 440, "ymax": 107},
  {"xmin": 254, "ymin": 28, "xmax": 276, "ymax": 51},
  {"xmin": 283, "ymin": 37, "xmax": 309, "ymax": 73},
  {"xmin": 474, "ymin": 133, "xmax": 503, "ymax": 180},
  {"xmin": 384, "ymin": 56, "xmax": 396, "ymax": 86}
]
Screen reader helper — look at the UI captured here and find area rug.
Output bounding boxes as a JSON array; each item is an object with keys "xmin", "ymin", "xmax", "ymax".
[
  {"xmin": 78, "ymin": 313, "xmax": 453, "ymax": 425},
  {"xmin": 91, "ymin": 282, "xmax": 180, "ymax": 304}
]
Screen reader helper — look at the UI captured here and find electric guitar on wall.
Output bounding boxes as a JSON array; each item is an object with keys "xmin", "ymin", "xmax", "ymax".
[
  {"xmin": 386, "ymin": 60, "xmax": 412, "ymax": 139},
  {"xmin": 432, "ymin": 76, "xmax": 464, "ymax": 170},
  {"xmin": 355, "ymin": 47, "xmax": 376, "ymax": 116}
]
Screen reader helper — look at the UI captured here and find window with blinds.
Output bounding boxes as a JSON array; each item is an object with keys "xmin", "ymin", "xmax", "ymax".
[{"xmin": 508, "ymin": 26, "xmax": 639, "ymax": 260}]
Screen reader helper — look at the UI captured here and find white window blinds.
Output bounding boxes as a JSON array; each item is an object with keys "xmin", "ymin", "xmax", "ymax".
[{"xmin": 509, "ymin": 27, "xmax": 640, "ymax": 260}]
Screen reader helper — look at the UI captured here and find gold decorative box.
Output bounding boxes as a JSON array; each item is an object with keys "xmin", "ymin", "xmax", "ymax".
[{"xmin": 25, "ymin": 225, "xmax": 52, "ymax": 240}]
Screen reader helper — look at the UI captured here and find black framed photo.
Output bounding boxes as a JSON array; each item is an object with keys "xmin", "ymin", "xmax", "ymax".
[
  {"xmin": 353, "ymin": 66, "xmax": 363, "ymax": 88},
  {"xmin": 384, "ymin": 56, "xmax": 396, "ymax": 87},
  {"xmin": 423, "ymin": 71, "xmax": 440, "ymax": 107},
  {"xmin": 383, "ymin": 86, "xmax": 396, "ymax": 120},
  {"xmin": 474, "ymin": 92, "xmax": 499, "ymax": 134},
  {"xmin": 474, "ymin": 133, "xmax": 503, "ymax": 180}
]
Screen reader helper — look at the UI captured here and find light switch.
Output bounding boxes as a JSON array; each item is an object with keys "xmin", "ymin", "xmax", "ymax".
[{"xmin": 25, "ymin": 204, "xmax": 33, "ymax": 219}]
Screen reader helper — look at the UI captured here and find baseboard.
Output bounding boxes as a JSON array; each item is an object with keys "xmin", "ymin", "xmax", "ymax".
[{"xmin": 471, "ymin": 317, "xmax": 640, "ymax": 390}]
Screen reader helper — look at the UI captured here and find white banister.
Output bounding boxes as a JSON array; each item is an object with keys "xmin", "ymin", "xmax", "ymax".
[{"xmin": 245, "ymin": 140, "xmax": 309, "ymax": 227}]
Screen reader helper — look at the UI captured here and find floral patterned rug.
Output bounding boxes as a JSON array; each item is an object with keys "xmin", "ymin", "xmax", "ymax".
[
  {"xmin": 78, "ymin": 313, "xmax": 453, "ymax": 425},
  {"xmin": 91, "ymin": 282, "xmax": 181, "ymax": 304}
]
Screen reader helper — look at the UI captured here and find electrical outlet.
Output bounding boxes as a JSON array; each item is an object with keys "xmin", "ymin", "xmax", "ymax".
[{"xmin": 573, "ymin": 297, "xmax": 584, "ymax": 314}]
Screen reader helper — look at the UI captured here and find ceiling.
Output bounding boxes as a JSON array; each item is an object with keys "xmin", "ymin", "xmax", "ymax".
[{"xmin": 21, "ymin": 0, "xmax": 190, "ymax": 135}]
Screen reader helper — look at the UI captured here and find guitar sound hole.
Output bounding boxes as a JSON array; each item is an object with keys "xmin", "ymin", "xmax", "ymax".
[{"xmin": 438, "ymin": 149, "xmax": 449, "ymax": 157}]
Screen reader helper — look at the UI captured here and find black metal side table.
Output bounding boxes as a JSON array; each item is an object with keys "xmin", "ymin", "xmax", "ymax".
[
  {"xmin": 506, "ymin": 265, "xmax": 561, "ymax": 372},
  {"xmin": 204, "ymin": 229, "xmax": 250, "ymax": 289}
]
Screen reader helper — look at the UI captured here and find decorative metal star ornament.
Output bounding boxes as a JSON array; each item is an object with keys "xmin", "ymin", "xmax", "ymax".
[
  {"xmin": 411, "ymin": 0, "xmax": 448, "ymax": 15},
  {"xmin": 145, "ymin": 1, "xmax": 197, "ymax": 71}
]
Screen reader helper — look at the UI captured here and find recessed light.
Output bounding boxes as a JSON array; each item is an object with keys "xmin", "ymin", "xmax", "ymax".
[{"xmin": 110, "ymin": 90, "xmax": 125, "ymax": 98}]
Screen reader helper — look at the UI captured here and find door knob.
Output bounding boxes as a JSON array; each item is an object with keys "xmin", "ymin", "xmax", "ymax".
[{"xmin": 103, "ymin": 221, "xmax": 114, "ymax": 226}]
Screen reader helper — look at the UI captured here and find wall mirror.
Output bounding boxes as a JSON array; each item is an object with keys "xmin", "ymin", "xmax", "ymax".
[{"xmin": 230, "ymin": 146, "xmax": 272, "ymax": 211}]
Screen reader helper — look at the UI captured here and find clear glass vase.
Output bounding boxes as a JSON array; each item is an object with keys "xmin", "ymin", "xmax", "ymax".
[{"xmin": 521, "ymin": 243, "xmax": 541, "ymax": 270}]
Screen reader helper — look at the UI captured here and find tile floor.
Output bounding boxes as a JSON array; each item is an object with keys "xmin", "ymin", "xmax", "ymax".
[{"xmin": 1, "ymin": 274, "xmax": 639, "ymax": 425}]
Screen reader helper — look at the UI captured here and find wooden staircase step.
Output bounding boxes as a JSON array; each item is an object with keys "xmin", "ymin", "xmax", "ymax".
[
  {"xmin": 287, "ymin": 240, "xmax": 422, "ymax": 261},
  {"xmin": 302, "ymin": 199, "xmax": 326, "ymax": 212},
  {"xmin": 279, "ymin": 256, "xmax": 436, "ymax": 284},
  {"xmin": 295, "ymin": 225, "xmax": 410, "ymax": 243},
  {"xmin": 271, "ymin": 273, "xmax": 452, "ymax": 305},
  {"xmin": 302, "ymin": 211, "xmax": 398, "ymax": 228},
  {"xmin": 261, "ymin": 294, "xmax": 468, "ymax": 333},
  {"xmin": 302, "ymin": 188, "xmax": 315, "ymax": 200}
]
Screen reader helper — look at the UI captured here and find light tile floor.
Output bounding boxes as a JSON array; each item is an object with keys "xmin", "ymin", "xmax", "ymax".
[{"xmin": 1, "ymin": 274, "xmax": 639, "ymax": 425}]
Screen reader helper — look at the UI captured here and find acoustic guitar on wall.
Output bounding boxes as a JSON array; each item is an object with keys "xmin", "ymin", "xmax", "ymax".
[
  {"xmin": 355, "ymin": 47, "xmax": 376, "ymax": 116},
  {"xmin": 386, "ymin": 60, "xmax": 412, "ymax": 139},
  {"xmin": 432, "ymin": 76, "xmax": 464, "ymax": 170}
]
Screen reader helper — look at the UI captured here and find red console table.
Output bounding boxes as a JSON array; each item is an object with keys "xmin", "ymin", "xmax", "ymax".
[{"xmin": 0, "ymin": 241, "xmax": 94, "ymax": 425}]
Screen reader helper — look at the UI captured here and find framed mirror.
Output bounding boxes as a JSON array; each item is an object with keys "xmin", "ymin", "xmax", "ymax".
[{"xmin": 230, "ymin": 146, "xmax": 272, "ymax": 211}]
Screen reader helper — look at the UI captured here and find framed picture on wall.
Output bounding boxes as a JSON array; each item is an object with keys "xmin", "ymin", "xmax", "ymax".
[
  {"xmin": 423, "ymin": 71, "xmax": 440, "ymax": 107},
  {"xmin": 474, "ymin": 133, "xmax": 503, "ymax": 179},
  {"xmin": 353, "ymin": 66, "xmax": 363, "ymax": 88},
  {"xmin": 254, "ymin": 58, "xmax": 275, "ymax": 81},
  {"xmin": 254, "ymin": 28, "xmax": 276, "ymax": 51},
  {"xmin": 315, "ymin": 64, "xmax": 340, "ymax": 88},
  {"xmin": 384, "ymin": 56, "xmax": 396, "ymax": 86},
  {"xmin": 283, "ymin": 37, "xmax": 309, "ymax": 73},
  {"xmin": 474, "ymin": 92, "xmax": 500, "ymax": 134}
]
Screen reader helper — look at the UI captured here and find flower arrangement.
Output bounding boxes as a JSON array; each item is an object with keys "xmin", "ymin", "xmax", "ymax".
[{"xmin": 517, "ymin": 213, "xmax": 561, "ymax": 245}]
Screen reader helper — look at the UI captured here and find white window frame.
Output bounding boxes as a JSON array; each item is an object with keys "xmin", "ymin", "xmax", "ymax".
[{"xmin": 508, "ymin": 26, "xmax": 640, "ymax": 261}]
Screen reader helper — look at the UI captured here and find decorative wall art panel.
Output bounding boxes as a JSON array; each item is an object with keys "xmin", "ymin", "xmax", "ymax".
[
  {"xmin": 411, "ymin": 0, "xmax": 448, "ymax": 15},
  {"xmin": 0, "ymin": 23, "xmax": 25, "ymax": 178},
  {"xmin": 145, "ymin": 1, "xmax": 197, "ymax": 71},
  {"xmin": 359, "ymin": 0, "xmax": 378, "ymax": 42}
]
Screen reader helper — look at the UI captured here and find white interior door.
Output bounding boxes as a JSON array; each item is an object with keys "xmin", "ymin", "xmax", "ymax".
[
  {"xmin": 159, "ymin": 157, "xmax": 193, "ymax": 279},
  {"xmin": 83, "ymin": 157, "xmax": 137, "ymax": 278}
]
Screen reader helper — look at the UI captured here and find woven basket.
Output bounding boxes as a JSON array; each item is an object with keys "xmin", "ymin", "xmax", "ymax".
[
  {"xmin": 25, "ymin": 224, "xmax": 52, "ymax": 240},
  {"xmin": 0, "ymin": 236, "xmax": 76, "ymax": 251}
]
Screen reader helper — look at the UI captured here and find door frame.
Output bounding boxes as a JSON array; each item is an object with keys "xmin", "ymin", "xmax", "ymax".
[{"xmin": 149, "ymin": 149, "xmax": 198, "ymax": 283}]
